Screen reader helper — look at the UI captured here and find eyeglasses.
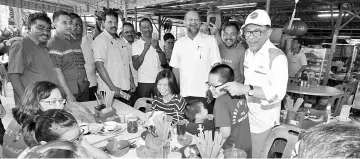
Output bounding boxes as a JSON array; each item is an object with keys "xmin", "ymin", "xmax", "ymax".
[
  {"xmin": 41, "ymin": 99, "xmax": 66, "ymax": 106},
  {"xmin": 69, "ymin": 128, "xmax": 85, "ymax": 142},
  {"xmin": 205, "ymin": 82, "xmax": 224, "ymax": 90},
  {"xmin": 243, "ymin": 28, "xmax": 268, "ymax": 37}
]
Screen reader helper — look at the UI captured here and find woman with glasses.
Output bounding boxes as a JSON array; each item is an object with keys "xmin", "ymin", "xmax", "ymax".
[
  {"xmin": 3, "ymin": 81, "xmax": 66, "ymax": 158},
  {"xmin": 18, "ymin": 109, "xmax": 110, "ymax": 159}
]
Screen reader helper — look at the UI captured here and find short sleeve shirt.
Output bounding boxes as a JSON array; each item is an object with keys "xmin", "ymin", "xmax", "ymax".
[
  {"xmin": 170, "ymin": 33, "xmax": 221, "ymax": 97},
  {"xmin": 48, "ymin": 31, "xmax": 87, "ymax": 94},
  {"xmin": 213, "ymin": 94, "xmax": 252, "ymax": 157},
  {"xmin": 219, "ymin": 43, "xmax": 246, "ymax": 83},
  {"xmin": 81, "ymin": 34, "xmax": 97, "ymax": 87},
  {"xmin": 93, "ymin": 30, "xmax": 132, "ymax": 91},
  {"xmin": 287, "ymin": 51, "xmax": 307, "ymax": 77},
  {"xmin": 8, "ymin": 33, "xmax": 58, "ymax": 104},
  {"xmin": 151, "ymin": 94, "xmax": 186, "ymax": 125},
  {"xmin": 2, "ymin": 120, "xmax": 28, "ymax": 158},
  {"xmin": 132, "ymin": 39, "xmax": 162, "ymax": 83}
]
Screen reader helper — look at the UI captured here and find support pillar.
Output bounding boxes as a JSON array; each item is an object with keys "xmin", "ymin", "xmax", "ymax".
[
  {"xmin": 266, "ymin": 0, "xmax": 270, "ymax": 13},
  {"xmin": 323, "ymin": 4, "xmax": 343, "ymax": 85}
]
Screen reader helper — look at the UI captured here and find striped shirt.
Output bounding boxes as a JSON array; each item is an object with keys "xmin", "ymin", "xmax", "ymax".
[
  {"xmin": 151, "ymin": 94, "xmax": 186, "ymax": 124},
  {"xmin": 48, "ymin": 31, "xmax": 87, "ymax": 94}
]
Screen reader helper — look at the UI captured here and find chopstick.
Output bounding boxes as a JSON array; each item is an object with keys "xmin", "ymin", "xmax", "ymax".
[{"xmin": 90, "ymin": 129, "xmax": 125, "ymax": 145}]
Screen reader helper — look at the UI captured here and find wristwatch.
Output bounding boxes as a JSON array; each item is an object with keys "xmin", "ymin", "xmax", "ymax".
[{"xmin": 248, "ymin": 85, "xmax": 255, "ymax": 96}]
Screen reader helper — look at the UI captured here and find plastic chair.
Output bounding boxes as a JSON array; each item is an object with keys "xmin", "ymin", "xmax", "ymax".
[
  {"xmin": 134, "ymin": 98, "xmax": 153, "ymax": 113},
  {"xmin": 0, "ymin": 63, "xmax": 8, "ymax": 97},
  {"xmin": 261, "ymin": 125, "xmax": 301, "ymax": 158}
]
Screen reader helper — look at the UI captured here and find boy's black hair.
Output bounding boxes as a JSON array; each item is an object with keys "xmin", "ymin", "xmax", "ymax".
[
  {"xmin": 52, "ymin": 11, "xmax": 71, "ymax": 21},
  {"xmin": 209, "ymin": 64, "xmax": 235, "ymax": 83},
  {"xmin": 27, "ymin": 12, "xmax": 52, "ymax": 30},
  {"xmin": 184, "ymin": 99, "xmax": 204, "ymax": 122},
  {"xmin": 163, "ymin": 33, "xmax": 175, "ymax": 41}
]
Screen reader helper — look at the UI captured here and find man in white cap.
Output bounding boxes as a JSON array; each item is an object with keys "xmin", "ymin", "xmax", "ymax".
[{"xmin": 219, "ymin": 9, "xmax": 288, "ymax": 157}]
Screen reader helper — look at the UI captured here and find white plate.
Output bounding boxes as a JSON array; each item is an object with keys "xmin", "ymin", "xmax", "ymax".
[{"xmin": 93, "ymin": 123, "xmax": 126, "ymax": 136}]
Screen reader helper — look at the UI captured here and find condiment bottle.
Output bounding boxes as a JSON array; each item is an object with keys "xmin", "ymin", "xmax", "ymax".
[{"xmin": 326, "ymin": 105, "xmax": 332, "ymax": 123}]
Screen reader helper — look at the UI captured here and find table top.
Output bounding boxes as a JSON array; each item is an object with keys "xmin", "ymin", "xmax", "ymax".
[
  {"xmin": 81, "ymin": 100, "xmax": 194, "ymax": 159},
  {"xmin": 287, "ymin": 83, "xmax": 344, "ymax": 96}
]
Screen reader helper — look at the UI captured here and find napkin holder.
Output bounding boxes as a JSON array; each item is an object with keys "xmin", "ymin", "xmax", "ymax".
[
  {"xmin": 285, "ymin": 110, "xmax": 305, "ymax": 128},
  {"xmin": 95, "ymin": 107, "xmax": 120, "ymax": 123}
]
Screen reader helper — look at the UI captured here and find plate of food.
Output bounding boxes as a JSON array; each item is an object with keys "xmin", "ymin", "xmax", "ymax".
[{"xmin": 88, "ymin": 121, "xmax": 126, "ymax": 135}]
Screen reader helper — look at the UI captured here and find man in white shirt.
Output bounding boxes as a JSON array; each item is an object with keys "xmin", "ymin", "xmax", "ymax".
[
  {"xmin": 219, "ymin": 9, "xmax": 288, "ymax": 157},
  {"xmin": 288, "ymin": 39, "xmax": 307, "ymax": 78},
  {"xmin": 170, "ymin": 10, "xmax": 221, "ymax": 113},
  {"xmin": 93, "ymin": 9, "xmax": 132, "ymax": 103},
  {"xmin": 132, "ymin": 18, "xmax": 166, "ymax": 98}
]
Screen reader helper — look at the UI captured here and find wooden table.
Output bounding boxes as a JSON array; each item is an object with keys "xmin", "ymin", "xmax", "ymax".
[
  {"xmin": 81, "ymin": 100, "xmax": 194, "ymax": 159},
  {"xmin": 287, "ymin": 83, "xmax": 344, "ymax": 96}
]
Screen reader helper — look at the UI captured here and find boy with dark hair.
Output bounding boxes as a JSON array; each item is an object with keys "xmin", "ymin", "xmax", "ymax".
[
  {"xmin": 184, "ymin": 99, "xmax": 215, "ymax": 135},
  {"xmin": 208, "ymin": 64, "xmax": 252, "ymax": 157},
  {"xmin": 48, "ymin": 10, "xmax": 89, "ymax": 102}
]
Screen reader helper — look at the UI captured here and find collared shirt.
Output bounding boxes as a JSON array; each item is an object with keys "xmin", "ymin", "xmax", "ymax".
[
  {"xmin": 93, "ymin": 30, "xmax": 132, "ymax": 91},
  {"xmin": 287, "ymin": 50, "xmax": 307, "ymax": 77},
  {"xmin": 123, "ymin": 37, "xmax": 138, "ymax": 86},
  {"xmin": 244, "ymin": 39, "xmax": 288, "ymax": 133},
  {"xmin": 170, "ymin": 32, "xmax": 221, "ymax": 97},
  {"xmin": 48, "ymin": 31, "xmax": 87, "ymax": 95},
  {"xmin": 8, "ymin": 32, "xmax": 58, "ymax": 104},
  {"xmin": 81, "ymin": 34, "xmax": 97, "ymax": 87},
  {"xmin": 132, "ymin": 38, "xmax": 162, "ymax": 83}
]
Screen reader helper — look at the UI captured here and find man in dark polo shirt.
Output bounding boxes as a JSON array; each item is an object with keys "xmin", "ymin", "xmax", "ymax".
[
  {"xmin": 48, "ymin": 11, "xmax": 89, "ymax": 102},
  {"xmin": 8, "ymin": 12, "xmax": 58, "ymax": 105}
]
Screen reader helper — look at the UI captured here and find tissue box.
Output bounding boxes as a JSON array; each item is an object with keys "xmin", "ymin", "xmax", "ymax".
[
  {"xmin": 95, "ymin": 107, "xmax": 120, "ymax": 123},
  {"xmin": 285, "ymin": 110, "xmax": 305, "ymax": 128}
]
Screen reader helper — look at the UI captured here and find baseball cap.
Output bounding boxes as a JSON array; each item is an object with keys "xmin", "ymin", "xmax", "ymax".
[{"xmin": 241, "ymin": 9, "xmax": 271, "ymax": 29}]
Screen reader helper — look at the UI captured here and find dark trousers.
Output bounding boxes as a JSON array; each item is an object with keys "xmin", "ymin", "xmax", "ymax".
[
  {"xmin": 136, "ymin": 83, "xmax": 154, "ymax": 98},
  {"xmin": 74, "ymin": 85, "xmax": 90, "ymax": 102},
  {"xmin": 115, "ymin": 90, "xmax": 136, "ymax": 107},
  {"xmin": 88, "ymin": 86, "xmax": 98, "ymax": 101},
  {"xmin": 184, "ymin": 96, "xmax": 214, "ymax": 114}
]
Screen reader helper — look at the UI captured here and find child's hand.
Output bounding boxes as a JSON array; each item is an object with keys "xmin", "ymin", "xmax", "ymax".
[{"xmin": 207, "ymin": 114, "xmax": 214, "ymax": 120}]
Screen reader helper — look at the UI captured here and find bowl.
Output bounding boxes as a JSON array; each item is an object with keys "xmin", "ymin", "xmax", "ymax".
[
  {"xmin": 223, "ymin": 148, "xmax": 247, "ymax": 159},
  {"xmin": 177, "ymin": 134, "xmax": 193, "ymax": 147},
  {"xmin": 103, "ymin": 121, "xmax": 117, "ymax": 131},
  {"xmin": 105, "ymin": 139, "xmax": 130, "ymax": 157}
]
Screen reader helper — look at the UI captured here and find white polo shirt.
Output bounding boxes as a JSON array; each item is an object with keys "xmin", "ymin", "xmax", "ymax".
[
  {"xmin": 244, "ymin": 39, "xmax": 288, "ymax": 133},
  {"xmin": 170, "ymin": 32, "xmax": 221, "ymax": 97},
  {"xmin": 123, "ymin": 38, "xmax": 138, "ymax": 86},
  {"xmin": 93, "ymin": 30, "xmax": 132, "ymax": 91},
  {"xmin": 132, "ymin": 38, "xmax": 162, "ymax": 83},
  {"xmin": 81, "ymin": 34, "xmax": 96, "ymax": 87}
]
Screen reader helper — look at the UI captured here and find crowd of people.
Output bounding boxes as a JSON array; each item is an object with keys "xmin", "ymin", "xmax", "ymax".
[{"xmin": 0, "ymin": 6, "xmax": 359, "ymax": 159}]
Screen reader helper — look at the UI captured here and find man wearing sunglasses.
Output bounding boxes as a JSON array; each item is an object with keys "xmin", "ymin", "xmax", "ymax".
[{"xmin": 219, "ymin": 9, "xmax": 288, "ymax": 157}]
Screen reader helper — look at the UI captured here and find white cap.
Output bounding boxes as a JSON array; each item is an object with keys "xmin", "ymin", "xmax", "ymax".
[{"xmin": 242, "ymin": 9, "xmax": 271, "ymax": 29}]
